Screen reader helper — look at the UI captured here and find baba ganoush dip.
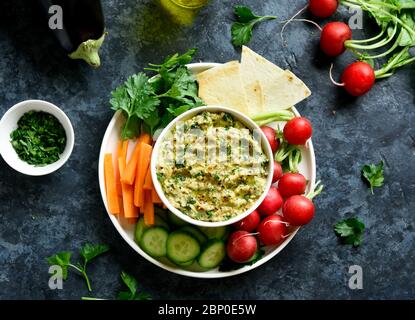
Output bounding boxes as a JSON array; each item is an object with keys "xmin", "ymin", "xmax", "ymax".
[{"xmin": 156, "ymin": 111, "xmax": 269, "ymax": 222}]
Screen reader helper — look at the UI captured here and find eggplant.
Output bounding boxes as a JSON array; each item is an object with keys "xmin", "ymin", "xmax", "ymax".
[{"xmin": 38, "ymin": 0, "xmax": 106, "ymax": 67}]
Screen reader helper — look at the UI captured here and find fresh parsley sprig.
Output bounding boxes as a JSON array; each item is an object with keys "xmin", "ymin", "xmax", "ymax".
[
  {"xmin": 82, "ymin": 271, "xmax": 151, "ymax": 300},
  {"xmin": 110, "ymin": 49, "xmax": 202, "ymax": 139},
  {"xmin": 231, "ymin": 6, "xmax": 277, "ymax": 46},
  {"xmin": 334, "ymin": 218, "xmax": 366, "ymax": 247},
  {"xmin": 362, "ymin": 160, "xmax": 385, "ymax": 194},
  {"xmin": 47, "ymin": 244, "xmax": 109, "ymax": 292}
]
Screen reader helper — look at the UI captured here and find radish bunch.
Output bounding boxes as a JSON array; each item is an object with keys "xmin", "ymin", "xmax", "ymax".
[
  {"xmin": 283, "ymin": 0, "xmax": 377, "ymax": 96},
  {"xmin": 226, "ymin": 119, "xmax": 323, "ymax": 263}
]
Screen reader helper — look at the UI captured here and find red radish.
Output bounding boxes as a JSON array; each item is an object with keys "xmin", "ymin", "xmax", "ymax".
[
  {"xmin": 278, "ymin": 173, "xmax": 307, "ymax": 198},
  {"xmin": 260, "ymin": 126, "xmax": 279, "ymax": 153},
  {"xmin": 282, "ymin": 181, "xmax": 324, "ymax": 226},
  {"xmin": 283, "ymin": 117, "xmax": 313, "ymax": 145},
  {"xmin": 283, "ymin": 195, "xmax": 315, "ymax": 226},
  {"xmin": 226, "ymin": 231, "xmax": 258, "ymax": 263},
  {"xmin": 257, "ymin": 187, "xmax": 283, "ymax": 216},
  {"xmin": 258, "ymin": 215, "xmax": 288, "ymax": 245},
  {"xmin": 234, "ymin": 210, "xmax": 260, "ymax": 232},
  {"xmin": 309, "ymin": 0, "xmax": 338, "ymax": 18},
  {"xmin": 272, "ymin": 161, "xmax": 283, "ymax": 183},
  {"xmin": 320, "ymin": 22, "xmax": 352, "ymax": 57},
  {"xmin": 341, "ymin": 62, "xmax": 376, "ymax": 96}
]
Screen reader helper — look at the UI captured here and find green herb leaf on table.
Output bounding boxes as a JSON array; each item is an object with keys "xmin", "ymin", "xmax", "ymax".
[
  {"xmin": 47, "ymin": 244, "xmax": 109, "ymax": 292},
  {"xmin": 47, "ymin": 251, "xmax": 72, "ymax": 280},
  {"xmin": 231, "ymin": 6, "xmax": 277, "ymax": 46},
  {"xmin": 362, "ymin": 160, "xmax": 385, "ymax": 194},
  {"xmin": 117, "ymin": 271, "xmax": 151, "ymax": 300},
  {"xmin": 80, "ymin": 243, "xmax": 110, "ymax": 264},
  {"xmin": 334, "ymin": 218, "xmax": 365, "ymax": 247}
]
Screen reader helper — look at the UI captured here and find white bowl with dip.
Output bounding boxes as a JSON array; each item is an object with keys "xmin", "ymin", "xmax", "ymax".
[
  {"xmin": 150, "ymin": 105, "xmax": 274, "ymax": 228},
  {"xmin": 0, "ymin": 100, "xmax": 74, "ymax": 176},
  {"xmin": 98, "ymin": 63, "xmax": 316, "ymax": 278}
]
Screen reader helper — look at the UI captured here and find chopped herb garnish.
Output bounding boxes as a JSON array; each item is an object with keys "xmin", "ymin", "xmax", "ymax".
[{"xmin": 10, "ymin": 111, "xmax": 66, "ymax": 166}]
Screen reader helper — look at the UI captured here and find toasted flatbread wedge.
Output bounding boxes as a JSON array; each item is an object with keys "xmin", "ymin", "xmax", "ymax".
[
  {"xmin": 242, "ymin": 46, "xmax": 311, "ymax": 112},
  {"xmin": 197, "ymin": 61, "xmax": 249, "ymax": 115}
]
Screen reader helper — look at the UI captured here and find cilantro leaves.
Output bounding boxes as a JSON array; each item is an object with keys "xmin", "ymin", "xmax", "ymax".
[
  {"xmin": 110, "ymin": 49, "xmax": 202, "ymax": 139},
  {"xmin": 334, "ymin": 218, "xmax": 366, "ymax": 247},
  {"xmin": 362, "ymin": 160, "xmax": 385, "ymax": 194},
  {"xmin": 47, "ymin": 244, "xmax": 109, "ymax": 292},
  {"xmin": 231, "ymin": 6, "xmax": 277, "ymax": 46}
]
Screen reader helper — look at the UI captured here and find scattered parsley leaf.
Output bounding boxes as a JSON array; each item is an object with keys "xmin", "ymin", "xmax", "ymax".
[
  {"xmin": 117, "ymin": 271, "xmax": 151, "ymax": 300},
  {"xmin": 231, "ymin": 6, "xmax": 277, "ymax": 46},
  {"xmin": 80, "ymin": 244, "xmax": 110, "ymax": 264},
  {"xmin": 362, "ymin": 160, "xmax": 385, "ymax": 194},
  {"xmin": 47, "ymin": 244, "xmax": 109, "ymax": 292},
  {"xmin": 334, "ymin": 218, "xmax": 365, "ymax": 247},
  {"xmin": 47, "ymin": 251, "xmax": 71, "ymax": 280}
]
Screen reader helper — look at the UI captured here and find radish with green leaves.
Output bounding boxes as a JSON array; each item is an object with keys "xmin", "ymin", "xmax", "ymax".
[
  {"xmin": 330, "ymin": 61, "xmax": 376, "ymax": 96},
  {"xmin": 309, "ymin": 0, "xmax": 339, "ymax": 18},
  {"xmin": 283, "ymin": 182, "xmax": 324, "ymax": 226}
]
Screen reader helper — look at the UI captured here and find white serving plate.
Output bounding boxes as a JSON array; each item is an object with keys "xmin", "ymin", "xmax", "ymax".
[{"xmin": 98, "ymin": 63, "xmax": 316, "ymax": 278}]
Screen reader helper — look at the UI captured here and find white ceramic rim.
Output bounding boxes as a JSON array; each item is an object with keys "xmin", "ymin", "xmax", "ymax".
[
  {"xmin": 98, "ymin": 62, "xmax": 316, "ymax": 278},
  {"xmin": 151, "ymin": 105, "xmax": 274, "ymax": 227},
  {"xmin": 0, "ymin": 100, "xmax": 75, "ymax": 176}
]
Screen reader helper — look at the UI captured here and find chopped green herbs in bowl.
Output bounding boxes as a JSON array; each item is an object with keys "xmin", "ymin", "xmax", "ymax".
[
  {"xmin": 0, "ymin": 100, "xmax": 74, "ymax": 176},
  {"xmin": 10, "ymin": 111, "xmax": 67, "ymax": 166}
]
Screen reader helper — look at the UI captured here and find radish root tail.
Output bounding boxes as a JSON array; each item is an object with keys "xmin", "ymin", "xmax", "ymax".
[
  {"xmin": 329, "ymin": 63, "xmax": 345, "ymax": 87},
  {"xmin": 280, "ymin": 5, "xmax": 308, "ymax": 41}
]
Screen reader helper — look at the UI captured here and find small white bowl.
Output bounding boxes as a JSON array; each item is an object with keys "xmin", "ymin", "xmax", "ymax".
[
  {"xmin": 0, "ymin": 100, "xmax": 74, "ymax": 176},
  {"xmin": 151, "ymin": 105, "xmax": 274, "ymax": 228}
]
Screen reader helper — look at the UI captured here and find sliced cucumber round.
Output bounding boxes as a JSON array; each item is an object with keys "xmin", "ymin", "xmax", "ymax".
[
  {"xmin": 140, "ymin": 227, "xmax": 168, "ymax": 258},
  {"xmin": 198, "ymin": 226, "xmax": 229, "ymax": 240},
  {"xmin": 167, "ymin": 231, "xmax": 200, "ymax": 264},
  {"xmin": 135, "ymin": 215, "xmax": 169, "ymax": 244},
  {"xmin": 176, "ymin": 260, "xmax": 194, "ymax": 267},
  {"xmin": 179, "ymin": 226, "xmax": 208, "ymax": 245},
  {"xmin": 198, "ymin": 240, "xmax": 226, "ymax": 269}
]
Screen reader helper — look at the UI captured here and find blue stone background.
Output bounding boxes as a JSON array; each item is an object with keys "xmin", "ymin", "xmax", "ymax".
[{"xmin": 0, "ymin": 0, "xmax": 414, "ymax": 299}]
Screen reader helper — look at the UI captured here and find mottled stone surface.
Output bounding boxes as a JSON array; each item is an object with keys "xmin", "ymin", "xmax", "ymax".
[{"xmin": 0, "ymin": 0, "xmax": 414, "ymax": 300}]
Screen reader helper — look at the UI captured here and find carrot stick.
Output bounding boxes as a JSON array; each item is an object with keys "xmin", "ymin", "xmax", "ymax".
[
  {"xmin": 143, "ymin": 166, "xmax": 153, "ymax": 190},
  {"xmin": 127, "ymin": 218, "xmax": 138, "ymax": 225},
  {"xmin": 114, "ymin": 141, "xmax": 123, "ymax": 196},
  {"xmin": 121, "ymin": 134, "xmax": 152, "ymax": 185},
  {"xmin": 134, "ymin": 143, "xmax": 153, "ymax": 207},
  {"xmin": 144, "ymin": 191, "xmax": 154, "ymax": 225},
  {"xmin": 120, "ymin": 140, "xmax": 129, "ymax": 162},
  {"xmin": 104, "ymin": 153, "xmax": 120, "ymax": 214},
  {"xmin": 119, "ymin": 157, "xmax": 138, "ymax": 218},
  {"xmin": 139, "ymin": 133, "xmax": 152, "ymax": 146},
  {"xmin": 151, "ymin": 188, "xmax": 162, "ymax": 204}
]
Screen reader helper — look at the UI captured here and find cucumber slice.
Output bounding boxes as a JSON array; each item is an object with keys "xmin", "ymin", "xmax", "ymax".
[
  {"xmin": 198, "ymin": 240, "xmax": 226, "ymax": 269},
  {"xmin": 134, "ymin": 215, "xmax": 169, "ymax": 244},
  {"xmin": 167, "ymin": 212, "xmax": 189, "ymax": 227},
  {"xmin": 198, "ymin": 226, "xmax": 229, "ymax": 240},
  {"xmin": 176, "ymin": 260, "xmax": 194, "ymax": 267},
  {"xmin": 140, "ymin": 227, "xmax": 168, "ymax": 258},
  {"xmin": 180, "ymin": 226, "xmax": 208, "ymax": 245},
  {"xmin": 167, "ymin": 231, "xmax": 200, "ymax": 264}
]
